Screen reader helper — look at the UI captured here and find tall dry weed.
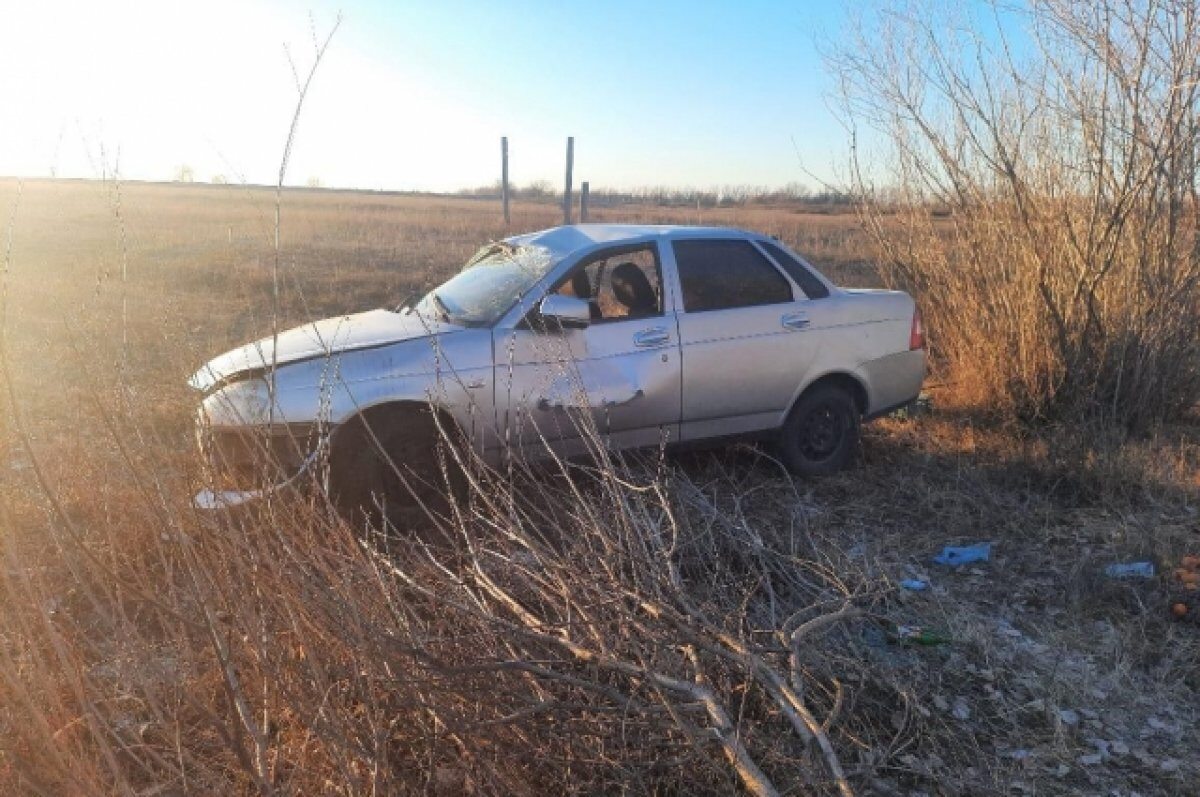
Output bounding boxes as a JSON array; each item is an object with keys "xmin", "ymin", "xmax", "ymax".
[{"xmin": 834, "ymin": 0, "xmax": 1200, "ymax": 429}]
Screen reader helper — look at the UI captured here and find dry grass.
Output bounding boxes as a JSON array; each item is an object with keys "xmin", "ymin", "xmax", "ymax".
[{"xmin": 0, "ymin": 177, "xmax": 1197, "ymax": 795}]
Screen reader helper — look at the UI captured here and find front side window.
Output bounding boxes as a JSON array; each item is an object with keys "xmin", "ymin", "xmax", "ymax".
[
  {"xmin": 673, "ymin": 239, "xmax": 793, "ymax": 312},
  {"xmin": 555, "ymin": 245, "xmax": 662, "ymax": 322}
]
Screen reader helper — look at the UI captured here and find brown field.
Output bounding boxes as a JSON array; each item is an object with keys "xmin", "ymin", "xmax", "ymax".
[{"xmin": 0, "ymin": 177, "xmax": 1198, "ymax": 795}]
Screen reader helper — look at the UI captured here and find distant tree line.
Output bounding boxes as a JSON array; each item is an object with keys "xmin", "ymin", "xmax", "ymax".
[{"xmin": 456, "ymin": 180, "xmax": 852, "ymax": 209}]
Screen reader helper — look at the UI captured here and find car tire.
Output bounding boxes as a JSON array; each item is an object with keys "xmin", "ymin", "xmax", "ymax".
[
  {"xmin": 779, "ymin": 384, "xmax": 860, "ymax": 477},
  {"xmin": 327, "ymin": 408, "xmax": 463, "ymax": 530}
]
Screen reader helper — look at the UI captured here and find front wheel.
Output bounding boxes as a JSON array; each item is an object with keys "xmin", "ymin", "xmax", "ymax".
[
  {"xmin": 327, "ymin": 409, "xmax": 462, "ymax": 531},
  {"xmin": 779, "ymin": 385, "xmax": 860, "ymax": 477}
]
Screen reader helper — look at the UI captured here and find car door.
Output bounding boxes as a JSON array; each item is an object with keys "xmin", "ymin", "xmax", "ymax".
[
  {"xmin": 669, "ymin": 237, "xmax": 830, "ymax": 441},
  {"xmin": 493, "ymin": 242, "xmax": 682, "ymax": 457}
]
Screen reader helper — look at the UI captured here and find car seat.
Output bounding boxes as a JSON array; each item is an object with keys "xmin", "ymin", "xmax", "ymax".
[{"xmin": 610, "ymin": 262, "xmax": 657, "ymax": 318}]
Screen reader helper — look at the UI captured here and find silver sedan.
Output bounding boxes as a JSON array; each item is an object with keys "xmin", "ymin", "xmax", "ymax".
[{"xmin": 191, "ymin": 224, "xmax": 926, "ymax": 516}]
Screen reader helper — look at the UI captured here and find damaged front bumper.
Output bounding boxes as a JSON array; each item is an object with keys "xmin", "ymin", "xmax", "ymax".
[
  {"xmin": 193, "ymin": 422, "xmax": 327, "ymax": 511},
  {"xmin": 194, "ymin": 449, "xmax": 322, "ymax": 510}
]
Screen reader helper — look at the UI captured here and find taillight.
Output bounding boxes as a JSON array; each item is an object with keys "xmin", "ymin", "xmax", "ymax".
[{"xmin": 909, "ymin": 307, "xmax": 925, "ymax": 351}]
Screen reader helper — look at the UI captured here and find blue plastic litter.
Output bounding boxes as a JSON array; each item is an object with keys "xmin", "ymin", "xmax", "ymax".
[
  {"xmin": 900, "ymin": 578, "xmax": 929, "ymax": 591},
  {"xmin": 1104, "ymin": 561, "xmax": 1155, "ymax": 579},
  {"xmin": 933, "ymin": 542, "xmax": 992, "ymax": 566}
]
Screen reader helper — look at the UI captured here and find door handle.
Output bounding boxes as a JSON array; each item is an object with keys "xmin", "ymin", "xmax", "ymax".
[
  {"xmin": 781, "ymin": 312, "xmax": 810, "ymax": 330},
  {"xmin": 633, "ymin": 327, "xmax": 670, "ymax": 347}
]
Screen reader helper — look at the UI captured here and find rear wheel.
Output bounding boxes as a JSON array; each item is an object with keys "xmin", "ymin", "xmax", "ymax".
[
  {"xmin": 779, "ymin": 384, "xmax": 860, "ymax": 476},
  {"xmin": 327, "ymin": 408, "xmax": 463, "ymax": 531}
]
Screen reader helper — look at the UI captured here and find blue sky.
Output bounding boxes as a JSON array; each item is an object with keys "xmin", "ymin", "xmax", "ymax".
[{"xmin": 0, "ymin": 1, "xmax": 855, "ymax": 192}]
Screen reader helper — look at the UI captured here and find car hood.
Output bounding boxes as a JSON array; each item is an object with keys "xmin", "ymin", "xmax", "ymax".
[{"xmin": 190, "ymin": 308, "xmax": 458, "ymax": 391}]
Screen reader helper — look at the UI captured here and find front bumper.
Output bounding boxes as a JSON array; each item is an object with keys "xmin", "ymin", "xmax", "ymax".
[
  {"xmin": 194, "ymin": 422, "xmax": 325, "ymax": 510},
  {"xmin": 194, "ymin": 449, "xmax": 321, "ymax": 510}
]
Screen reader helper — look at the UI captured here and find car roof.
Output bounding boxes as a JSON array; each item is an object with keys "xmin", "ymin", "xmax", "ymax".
[{"xmin": 506, "ymin": 224, "xmax": 761, "ymax": 259}]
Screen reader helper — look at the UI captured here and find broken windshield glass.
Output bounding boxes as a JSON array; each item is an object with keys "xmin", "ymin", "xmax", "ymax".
[{"xmin": 413, "ymin": 243, "xmax": 555, "ymax": 327}]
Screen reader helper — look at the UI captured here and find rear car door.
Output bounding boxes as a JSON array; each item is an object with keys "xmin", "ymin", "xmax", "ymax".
[
  {"xmin": 669, "ymin": 237, "xmax": 828, "ymax": 440},
  {"xmin": 494, "ymin": 242, "xmax": 681, "ymax": 456}
]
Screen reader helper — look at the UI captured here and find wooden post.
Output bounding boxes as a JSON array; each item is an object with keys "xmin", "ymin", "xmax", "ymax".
[
  {"xmin": 501, "ymin": 136, "xmax": 510, "ymax": 226},
  {"xmin": 563, "ymin": 136, "xmax": 574, "ymax": 225},
  {"xmin": 580, "ymin": 181, "xmax": 590, "ymax": 222}
]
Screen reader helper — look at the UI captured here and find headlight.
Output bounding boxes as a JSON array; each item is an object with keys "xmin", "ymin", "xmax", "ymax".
[{"xmin": 201, "ymin": 377, "xmax": 274, "ymax": 427}]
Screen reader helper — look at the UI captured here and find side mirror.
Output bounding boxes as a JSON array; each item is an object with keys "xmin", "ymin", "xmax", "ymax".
[{"xmin": 537, "ymin": 294, "xmax": 590, "ymax": 330}]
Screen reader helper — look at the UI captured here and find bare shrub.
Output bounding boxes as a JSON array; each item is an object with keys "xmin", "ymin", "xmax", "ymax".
[
  {"xmin": 833, "ymin": 0, "xmax": 1200, "ymax": 428},
  {"xmin": 0, "ymin": 369, "xmax": 895, "ymax": 795}
]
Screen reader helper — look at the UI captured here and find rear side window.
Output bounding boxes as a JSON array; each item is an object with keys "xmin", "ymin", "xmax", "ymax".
[
  {"xmin": 673, "ymin": 239, "xmax": 793, "ymax": 312},
  {"xmin": 758, "ymin": 241, "xmax": 831, "ymax": 299}
]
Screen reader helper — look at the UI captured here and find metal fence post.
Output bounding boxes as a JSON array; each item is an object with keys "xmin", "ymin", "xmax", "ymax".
[
  {"xmin": 501, "ymin": 136, "xmax": 510, "ymax": 226},
  {"xmin": 563, "ymin": 136, "xmax": 574, "ymax": 225}
]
